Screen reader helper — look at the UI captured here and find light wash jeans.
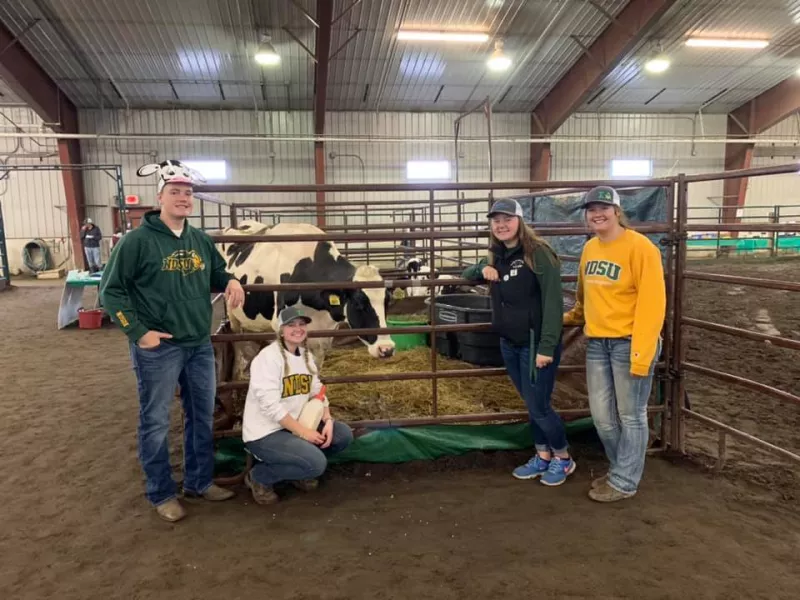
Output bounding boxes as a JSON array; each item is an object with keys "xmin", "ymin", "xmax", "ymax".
[
  {"xmin": 84, "ymin": 246, "xmax": 101, "ymax": 270},
  {"xmin": 129, "ymin": 340, "xmax": 217, "ymax": 506},
  {"xmin": 245, "ymin": 421, "xmax": 354, "ymax": 487},
  {"xmin": 586, "ymin": 337, "xmax": 660, "ymax": 494}
]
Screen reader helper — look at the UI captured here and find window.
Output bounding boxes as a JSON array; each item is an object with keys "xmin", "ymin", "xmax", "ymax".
[
  {"xmin": 611, "ymin": 159, "xmax": 652, "ymax": 178},
  {"xmin": 406, "ymin": 160, "xmax": 451, "ymax": 181},
  {"xmin": 182, "ymin": 160, "xmax": 228, "ymax": 181}
]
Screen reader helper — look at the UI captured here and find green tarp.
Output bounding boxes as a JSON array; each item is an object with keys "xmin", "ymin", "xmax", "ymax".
[{"xmin": 214, "ymin": 418, "xmax": 596, "ymax": 476}]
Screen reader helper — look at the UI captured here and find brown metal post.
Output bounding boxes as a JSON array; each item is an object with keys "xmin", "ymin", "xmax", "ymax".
[
  {"xmin": 363, "ymin": 203, "xmax": 369, "ymax": 260},
  {"xmin": 229, "ymin": 204, "xmax": 238, "ymax": 229},
  {"xmin": 218, "ymin": 204, "xmax": 223, "ymax": 229},
  {"xmin": 671, "ymin": 174, "xmax": 689, "ymax": 452},
  {"xmin": 429, "ymin": 190, "xmax": 438, "ymax": 417},
  {"xmin": 660, "ymin": 182, "xmax": 675, "ymax": 447},
  {"xmin": 771, "ymin": 205, "xmax": 780, "ymax": 257}
]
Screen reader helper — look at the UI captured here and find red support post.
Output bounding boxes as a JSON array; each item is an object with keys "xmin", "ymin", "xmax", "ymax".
[{"xmin": 313, "ymin": 0, "xmax": 333, "ymax": 228}]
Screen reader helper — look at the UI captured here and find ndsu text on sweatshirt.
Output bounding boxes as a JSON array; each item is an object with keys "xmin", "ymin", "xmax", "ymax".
[
  {"xmin": 564, "ymin": 229, "xmax": 666, "ymax": 376},
  {"xmin": 100, "ymin": 210, "xmax": 234, "ymax": 346},
  {"xmin": 242, "ymin": 342, "xmax": 329, "ymax": 442}
]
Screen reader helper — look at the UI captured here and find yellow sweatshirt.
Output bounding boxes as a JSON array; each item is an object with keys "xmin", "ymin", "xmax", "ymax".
[{"xmin": 564, "ymin": 229, "xmax": 666, "ymax": 376}]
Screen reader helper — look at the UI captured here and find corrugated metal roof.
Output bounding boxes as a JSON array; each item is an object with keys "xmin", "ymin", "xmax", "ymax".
[
  {"xmin": 585, "ymin": 0, "xmax": 800, "ymax": 113},
  {"xmin": 0, "ymin": 0, "xmax": 799, "ymax": 114}
]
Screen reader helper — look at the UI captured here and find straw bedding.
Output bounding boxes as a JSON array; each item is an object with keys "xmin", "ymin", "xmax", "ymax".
[{"xmin": 320, "ymin": 346, "xmax": 588, "ymax": 422}]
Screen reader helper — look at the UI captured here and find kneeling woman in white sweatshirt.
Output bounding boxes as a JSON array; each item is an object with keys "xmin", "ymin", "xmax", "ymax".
[{"xmin": 242, "ymin": 306, "xmax": 353, "ymax": 505}]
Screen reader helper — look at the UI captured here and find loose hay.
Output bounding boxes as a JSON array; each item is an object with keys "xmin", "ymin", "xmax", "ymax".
[{"xmin": 321, "ymin": 346, "xmax": 588, "ymax": 422}]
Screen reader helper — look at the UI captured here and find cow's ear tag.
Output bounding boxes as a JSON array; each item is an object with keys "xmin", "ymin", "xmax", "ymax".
[{"xmin": 329, "ymin": 294, "xmax": 341, "ymax": 306}]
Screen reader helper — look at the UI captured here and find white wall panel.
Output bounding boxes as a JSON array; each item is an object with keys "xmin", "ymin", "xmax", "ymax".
[
  {"xmin": 747, "ymin": 116, "xmax": 800, "ymax": 221},
  {"xmin": 10, "ymin": 107, "xmax": 796, "ymax": 269},
  {"xmin": 79, "ymin": 109, "xmax": 316, "ymax": 233},
  {"xmin": 552, "ymin": 113, "xmax": 727, "ymax": 221},
  {"xmin": 0, "ymin": 107, "xmax": 69, "ymax": 274}
]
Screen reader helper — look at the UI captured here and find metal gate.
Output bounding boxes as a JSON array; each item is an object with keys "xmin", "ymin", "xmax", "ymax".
[{"xmin": 0, "ymin": 200, "xmax": 9, "ymax": 290}]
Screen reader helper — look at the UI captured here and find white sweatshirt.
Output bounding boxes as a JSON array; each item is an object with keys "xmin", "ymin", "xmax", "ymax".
[{"xmin": 242, "ymin": 341, "xmax": 328, "ymax": 442}]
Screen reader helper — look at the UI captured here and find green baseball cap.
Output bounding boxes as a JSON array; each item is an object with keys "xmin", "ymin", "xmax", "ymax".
[
  {"xmin": 582, "ymin": 186, "xmax": 621, "ymax": 208},
  {"xmin": 278, "ymin": 306, "xmax": 312, "ymax": 327}
]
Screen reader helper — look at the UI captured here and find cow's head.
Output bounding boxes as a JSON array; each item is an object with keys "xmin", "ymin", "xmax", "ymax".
[{"xmin": 345, "ymin": 265, "xmax": 395, "ymax": 359}]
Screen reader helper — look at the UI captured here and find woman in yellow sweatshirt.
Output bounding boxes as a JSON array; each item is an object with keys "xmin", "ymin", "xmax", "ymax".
[{"xmin": 564, "ymin": 186, "xmax": 666, "ymax": 503}]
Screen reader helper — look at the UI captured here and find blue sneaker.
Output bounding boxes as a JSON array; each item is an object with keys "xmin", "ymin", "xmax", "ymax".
[
  {"xmin": 512, "ymin": 455, "xmax": 550, "ymax": 480},
  {"xmin": 541, "ymin": 456, "xmax": 577, "ymax": 487}
]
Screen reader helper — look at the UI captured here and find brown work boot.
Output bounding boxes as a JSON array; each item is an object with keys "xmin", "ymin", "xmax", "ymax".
[
  {"xmin": 155, "ymin": 498, "xmax": 187, "ymax": 522},
  {"xmin": 588, "ymin": 482, "xmax": 636, "ymax": 503},
  {"xmin": 291, "ymin": 479, "xmax": 319, "ymax": 492},
  {"xmin": 591, "ymin": 474, "xmax": 608, "ymax": 490},
  {"xmin": 183, "ymin": 484, "xmax": 236, "ymax": 502},
  {"xmin": 245, "ymin": 472, "xmax": 279, "ymax": 505}
]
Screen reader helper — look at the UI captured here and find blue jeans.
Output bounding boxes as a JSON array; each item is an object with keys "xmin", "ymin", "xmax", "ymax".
[
  {"xmin": 586, "ymin": 337, "xmax": 660, "ymax": 494},
  {"xmin": 129, "ymin": 340, "xmax": 217, "ymax": 506},
  {"xmin": 245, "ymin": 422, "xmax": 354, "ymax": 487},
  {"xmin": 500, "ymin": 339, "xmax": 568, "ymax": 454},
  {"xmin": 84, "ymin": 247, "xmax": 101, "ymax": 270}
]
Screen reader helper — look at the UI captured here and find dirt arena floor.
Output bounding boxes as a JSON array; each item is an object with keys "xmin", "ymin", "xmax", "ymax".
[{"xmin": 0, "ymin": 257, "xmax": 798, "ymax": 600}]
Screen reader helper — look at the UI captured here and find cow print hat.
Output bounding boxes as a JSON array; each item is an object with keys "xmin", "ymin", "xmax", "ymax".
[{"xmin": 136, "ymin": 159, "xmax": 206, "ymax": 193}]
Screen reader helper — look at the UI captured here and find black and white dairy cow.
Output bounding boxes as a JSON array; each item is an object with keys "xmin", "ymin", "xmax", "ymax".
[{"xmin": 216, "ymin": 221, "xmax": 396, "ymax": 367}]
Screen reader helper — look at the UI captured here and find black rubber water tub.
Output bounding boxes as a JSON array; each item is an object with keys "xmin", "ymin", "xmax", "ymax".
[{"xmin": 425, "ymin": 294, "xmax": 503, "ymax": 367}]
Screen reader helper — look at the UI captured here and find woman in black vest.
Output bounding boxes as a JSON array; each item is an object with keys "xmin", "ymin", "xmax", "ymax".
[{"xmin": 463, "ymin": 198, "xmax": 575, "ymax": 486}]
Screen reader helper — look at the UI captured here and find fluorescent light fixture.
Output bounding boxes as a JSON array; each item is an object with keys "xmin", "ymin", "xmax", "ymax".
[
  {"xmin": 182, "ymin": 160, "xmax": 228, "ymax": 181},
  {"xmin": 255, "ymin": 34, "xmax": 280, "ymax": 65},
  {"xmin": 611, "ymin": 159, "xmax": 652, "ymax": 178},
  {"xmin": 685, "ymin": 38, "xmax": 769, "ymax": 49},
  {"xmin": 397, "ymin": 30, "xmax": 489, "ymax": 43},
  {"xmin": 407, "ymin": 160, "xmax": 451, "ymax": 181},
  {"xmin": 644, "ymin": 56, "xmax": 671, "ymax": 73}
]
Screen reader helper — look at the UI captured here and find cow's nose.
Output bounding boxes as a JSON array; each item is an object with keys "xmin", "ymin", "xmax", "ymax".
[{"xmin": 379, "ymin": 347, "xmax": 395, "ymax": 358}]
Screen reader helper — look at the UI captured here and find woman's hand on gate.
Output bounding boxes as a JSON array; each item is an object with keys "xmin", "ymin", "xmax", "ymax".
[
  {"xmin": 535, "ymin": 353, "xmax": 553, "ymax": 368},
  {"xmin": 481, "ymin": 266, "xmax": 499, "ymax": 281}
]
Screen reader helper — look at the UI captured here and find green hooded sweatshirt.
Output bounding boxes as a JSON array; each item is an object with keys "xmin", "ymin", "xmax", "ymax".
[{"xmin": 100, "ymin": 209, "xmax": 234, "ymax": 346}]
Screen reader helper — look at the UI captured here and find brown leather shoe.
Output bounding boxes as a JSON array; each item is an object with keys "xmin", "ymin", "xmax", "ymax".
[
  {"xmin": 291, "ymin": 479, "xmax": 319, "ymax": 492},
  {"xmin": 202, "ymin": 484, "xmax": 236, "ymax": 502},
  {"xmin": 588, "ymin": 482, "xmax": 636, "ymax": 503},
  {"xmin": 183, "ymin": 484, "xmax": 236, "ymax": 502},
  {"xmin": 155, "ymin": 498, "xmax": 187, "ymax": 522},
  {"xmin": 245, "ymin": 472, "xmax": 279, "ymax": 505}
]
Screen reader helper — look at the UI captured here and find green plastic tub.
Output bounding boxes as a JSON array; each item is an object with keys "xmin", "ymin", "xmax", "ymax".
[{"xmin": 386, "ymin": 315, "xmax": 429, "ymax": 351}]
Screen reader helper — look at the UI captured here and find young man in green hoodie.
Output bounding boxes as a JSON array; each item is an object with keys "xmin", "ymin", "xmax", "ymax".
[{"xmin": 101, "ymin": 160, "xmax": 245, "ymax": 522}]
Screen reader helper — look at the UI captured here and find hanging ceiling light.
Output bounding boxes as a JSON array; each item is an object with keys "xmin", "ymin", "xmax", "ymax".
[
  {"xmin": 255, "ymin": 34, "xmax": 280, "ymax": 66},
  {"xmin": 644, "ymin": 54, "xmax": 671, "ymax": 74},
  {"xmin": 487, "ymin": 40, "xmax": 511, "ymax": 72}
]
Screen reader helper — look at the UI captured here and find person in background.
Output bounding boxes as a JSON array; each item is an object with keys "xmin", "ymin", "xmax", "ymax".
[
  {"xmin": 564, "ymin": 186, "xmax": 666, "ymax": 503},
  {"xmin": 242, "ymin": 306, "xmax": 354, "ymax": 506},
  {"xmin": 80, "ymin": 218, "xmax": 103, "ymax": 272},
  {"xmin": 100, "ymin": 159, "xmax": 245, "ymax": 523},
  {"xmin": 462, "ymin": 198, "xmax": 576, "ymax": 487}
]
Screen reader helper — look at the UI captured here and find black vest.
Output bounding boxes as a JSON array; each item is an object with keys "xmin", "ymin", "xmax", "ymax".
[{"xmin": 488, "ymin": 243, "xmax": 543, "ymax": 346}]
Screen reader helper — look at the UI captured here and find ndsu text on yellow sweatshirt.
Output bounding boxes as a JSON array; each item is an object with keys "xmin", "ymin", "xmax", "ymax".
[{"xmin": 564, "ymin": 229, "xmax": 666, "ymax": 376}]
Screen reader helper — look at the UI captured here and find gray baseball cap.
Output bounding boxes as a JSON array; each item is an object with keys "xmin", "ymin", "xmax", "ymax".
[
  {"xmin": 487, "ymin": 198, "xmax": 523, "ymax": 218},
  {"xmin": 278, "ymin": 306, "xmax": 312, "ymax": 327},
  {"xmin": 582, "ymin": 186, "xmax": 621, "ymax": 208}
]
